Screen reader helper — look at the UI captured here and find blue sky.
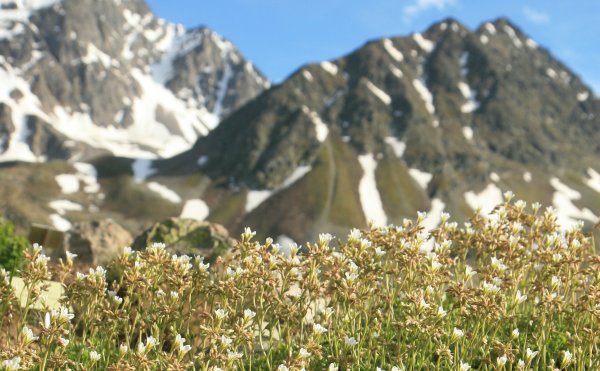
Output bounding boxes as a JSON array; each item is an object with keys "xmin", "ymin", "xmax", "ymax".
[{"xmin": 146, "ymin": 0, "xmax": 600, "ymax": 93}]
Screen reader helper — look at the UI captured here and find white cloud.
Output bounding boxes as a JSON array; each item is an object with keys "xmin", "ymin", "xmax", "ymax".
[
  {"xmin": 403, "ymin": 0, "xmax": 457, "ymax": 19},
  {"xmin": 523, "ymin": 6, "xmax": 550, "ymax": 24}
]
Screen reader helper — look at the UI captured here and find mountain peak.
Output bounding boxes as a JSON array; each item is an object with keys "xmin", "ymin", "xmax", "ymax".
[
  {"xmin": 426, "ymin": 17, "xmax": 469, "ymax": 35},
  {"xmin": 0, "ymin": 0, "xmax": 269, "ymax": 161}
]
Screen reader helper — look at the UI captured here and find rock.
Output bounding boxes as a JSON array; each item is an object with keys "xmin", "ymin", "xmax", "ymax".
[
  {"xmin": 65, "ymin": 219, "xmax": 133, "ymax": 266},
  {"xmin": 132, "ymin": 218, "xmax": 233, "ymax": 261},
  {"xmin": 25, "ymin": 115, "xmax": 72, "ymax": 160}
]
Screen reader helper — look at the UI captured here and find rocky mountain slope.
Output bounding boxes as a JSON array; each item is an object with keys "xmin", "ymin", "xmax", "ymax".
[
  {"xmin": 160, "ymin": 17, "xmax": 600, "ymax": 243},
  {"xmin": 0, "ymin": 0, "xmax": 269, "ymax": 161},
  {"xmin": 3, "ymin": 16, "xmax": 600, "ymax": 245}
]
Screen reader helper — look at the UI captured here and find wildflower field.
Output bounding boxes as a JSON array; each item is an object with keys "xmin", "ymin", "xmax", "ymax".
[{"xmin": 1, "ymin": 194, "xmax": 600, "ymax": 370}]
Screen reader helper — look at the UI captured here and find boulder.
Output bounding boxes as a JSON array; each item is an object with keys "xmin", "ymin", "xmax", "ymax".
[
  {"xmin": 65, "ymin": 219, "xmax": 133, "ymax": 266},
  {"xmin": 132, "ymin": 218, "xmax": 233, "ymax": 261}
]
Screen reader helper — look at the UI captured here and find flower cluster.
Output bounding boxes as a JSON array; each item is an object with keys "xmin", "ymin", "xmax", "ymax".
[{"xmin": 0, "ymin": 197, "xmax": 599, "ymax": 369}]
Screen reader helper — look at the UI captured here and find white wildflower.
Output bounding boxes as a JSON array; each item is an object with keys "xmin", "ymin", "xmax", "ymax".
[
  {"xmin": 437, "ymin": 305, "xmax": 447, "ymax": 318},
  {"xmin": 551, "ymin": 275, "xmax": 562, "ymax": 288},
  {"xmin": 465, "ymin": 265, "xmax": 476, "ymax": 279},
  {"xmin": 119, "ymin": 344, "xmax": 128, "ymax": 354},
  {"xmin": 298, "ymin": 347, "xmax": 311, "ymax": 359},
  {"xmin": 51, "ymin": 306, "xmax": 75, "ymax": 322},
  {"xmin": 348, "ymin": 228, "xmax": 362, "ymax": 241},
  {"xmin": 1, "ymin": 356, "xmax": 21, "ymax": 371},
  {"xmin": 220, "ymin": 335, "xmax": 233, "ymax": 347},
  {"xmin": 417, "ymin": 297, "xmax": 430, "ymax": 310},
  {"xmin": 145, "ymin": 336, "xmax": 159, "ymax": 349},
  {"xmin": 215, "ymin": 308, "xmax": 227, "ymax": 319},
  {"xmin": 150, "ymin": 242, "xmax": 166, "ymax": 252},
  {"xmin": 66, "ymin": 251, "xmax": 77, "ymax": 262},
  {"xmin": 460, "ymin": 361, "xmax": 471, "ymax": 371},
  {"xmin": 89, "ymin": 350, "xmax": 101, "ymax": 361},
  {"xmin": 482, "ymin": 281, "xmax": 500, "ymax": 295},
  {"xmin": 562, "ymin": 350, "xmax": 573, "ymax": 365},
  {"xmin": 243, "ymin": 227, "xmax": 256, "ymax": 239},
  {"xmin": 344, "ymin": 336, "xmax": 358, "ymax": 346},
  {"xmin": 526, "ymin": 348, "xmax": 538, "ymax": 361},
  {"xmin": 515, "ymin": 290, "xmax": 527, "ymax": 304},
  {"xmin": 43, "ymin": 312, "xmax": 51, "ymax": 329},
  {"xmin": 375, "ymin": 246, "xmax": 386, "ymax": 256},
  {"xmin": 319, "ymin": 233, "xmax": 333, "ymax": 244},
  {"xmin": 122, "ymin": 246, "xmax": 132, "ymax": 256},
  {"xmin": 58, "ymin": 337, "xmax": 69, "ymax": 347},
  {"xmin": 277, "ymin": 365, "xmax": 289, "ymax": 371},
  {"xmin": 497, "ymin": 354, "xmax": 507, "ymax": 366},
  {"xmin": 512, "ymin": 328, "xmax": 520, "ymax": 339},
  {"xmin": 452, "ymin": 327, "xmax": 464, "ymax": 340},
  {"xmin": 21, "ymin": 326, "xmax": 38, "ymax": 343},
  {"xmin": 35, "ymin": 254, "xmax": 50, "ymax": 265},
  {"xmin": 328, "ymin": 363, "xmax": 339, "ymax": 371},
  {"xmin": 179, "ymin": 344, "xmax": 191, "ymax": 354},
  {"xmin": 491, "ymin": 257, "xmax": 507, "ymax": 272},
  {"xmin": 243, "ymin": 308, "xmax": 256, "ymax": 320},
  {"xmin": 174, "ymin": 334, "xmax": 186, "ymax": 348},
  {"xmin": 227, "ymin": 350, "xmax": 243, "ymax": 360},
  {"xmin": 313, "ymin": 323, "xmax": 327, "ymax": 334}
]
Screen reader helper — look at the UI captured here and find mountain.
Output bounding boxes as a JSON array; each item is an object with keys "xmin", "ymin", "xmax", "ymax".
[
  {"xmin": 3, "ymin": 16, "xmax": 600, "ymax": 244},
  {"xmin": 0, "ymin": 0, "xmax": 269, "ymax": 161},
  {"xmin": 156, "ymin": 17, "xmax": 600, "ymax": 243}
]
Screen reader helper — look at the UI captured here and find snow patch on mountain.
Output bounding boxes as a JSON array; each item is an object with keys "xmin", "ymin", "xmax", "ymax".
[
  {"xmin": 412, "ymin": 78, "xmax": 435, "ymax": 115},
  {"xmin": 81, "ymin": 44, "xmax": 116, "ymax": 68},
  {"xmin": 577, "ymin": 91, "xmax": 589, "ymax": 102},
  {"xmin": 357, "ymin": 154, "xmax": 387, "ymax": 226},
  {"xmin": 484, "ymin": 22, "xmax": 497, "ymax": 35},
  {"xmin": 245, "ymin": 166, "xmax": 312, "ymax": 213},
  {"xmin": 147, "ymin": 182, "xmax": 182, "ymax": 203},
  {"xmin": 389, "ymin": 65, "xmax": 403, "ymax": 78},
  {"xmin": 180, "ymin": 199, "xmax": 209, "ymax": 221},
  {"xmin": 462, "ymin": 126, "xmax": 473, "ymax": 140},
  {"xmin": 412, "ymin": 33, "xmax": 434, "ymax": 53},
  {"xmin": 49, "ymin": 214, "xmax": 71, "ymax": 232},
  {"xmin": 384, "ymin": 136, "xmax": 406, "ymax": 158},
  {"xmin": 550, "ymin": 177, "xmax": 598, "ymax": 228},
  {"xmin": 302, "ymin": 70, "xmax": 314, "ymax": 82},
  {"xmin": 422, "ymin": 198, "xmax": 446, "ymax": 230},
  {"xmin": 132, "ymin": 159, "xmax": 155, "ymax": 182},
  {"xmin": 464, "ymin": 183, "xmax": 503, "ymax": 215},
  {"xmin": 584, "ymin": 168, "xmax": 600, "ymax": 193},
  {"xmin": 320, "ymin": 61, "xmax": 338, "ymax": 75},
  {"xmin": 302, "ymin": 106, "xmax": 329, "ymax": 142},
  {"xmin": 0, "ymin": 0, "xmax": 60, "ymax": 39},
  {"xmin": 365, "ymin": 80, "xmax": 391, "ymax": 105},
  {"xmin": 0, "ymin": 58, "xmax": 46, "ymax": 161},
  {"xmin": 55, "ymin": 174, "xmax": 79, "ymax": 194},
  {"xmin": 409, "ymin": 168, "xmax": 432, "ymax": 189},
  {"xmin": 150, "ymin": 26, "xmax": 201, "ymax": 84},
  {"xmin": 503, "ymin": 25, "xmax": 523, "ymax": 48},
  {"xmin": 526, "ymin": 38, "xmax": 538, "ymax": 49},
  {"xmin": 383, "ymin": 39, "xmax": 404, "ymax": 62}
]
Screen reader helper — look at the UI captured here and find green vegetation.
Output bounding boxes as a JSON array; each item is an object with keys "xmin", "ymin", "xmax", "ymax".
[
  {"xmin": 0, "ymin": 219, "xmax": 29, "ymax": 273},
  {"xmin": 1, "ymin": 194, "xmax": 600, "ymax": 370}
]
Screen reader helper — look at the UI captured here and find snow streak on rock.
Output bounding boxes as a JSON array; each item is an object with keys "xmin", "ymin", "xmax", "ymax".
[{"xmin": 358, "ymin": 154, "xmax": 387, "ymax": 226}]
